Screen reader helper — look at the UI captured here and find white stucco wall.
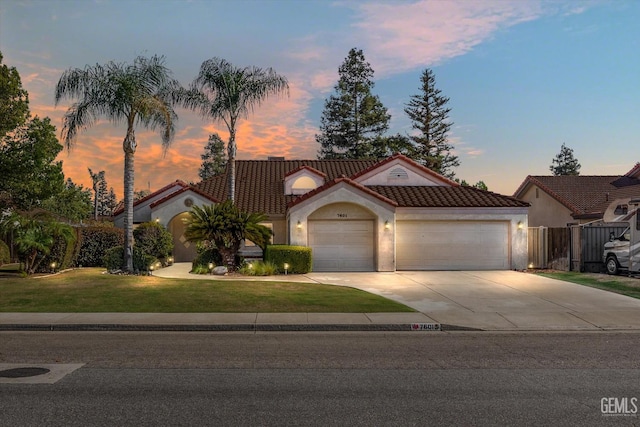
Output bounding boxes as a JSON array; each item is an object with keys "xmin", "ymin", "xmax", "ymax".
[{"xmin": 287, "ymin": 183, "xmax": 396, "ymax": 272}]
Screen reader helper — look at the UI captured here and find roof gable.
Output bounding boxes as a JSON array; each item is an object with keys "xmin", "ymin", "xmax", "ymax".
[
  {"xmin": 113, "ymin": 180, "xmax": 189, "ymax": 216},
  {"xmin": 351, "ymin": 154, "xmax": 459, "ymax": 187}
]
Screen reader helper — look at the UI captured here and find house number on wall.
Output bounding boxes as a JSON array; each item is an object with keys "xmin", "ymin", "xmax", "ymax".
[{"xmin": 337, "ymin": 213, "xmax": 348, "ymax": 218}]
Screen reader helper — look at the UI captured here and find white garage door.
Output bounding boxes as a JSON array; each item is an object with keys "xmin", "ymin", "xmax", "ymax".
[
  {"xmin": 396, "ymin": 221, "xmax": 510, "ymax": 270},
  {"xmin": 308, "ymin": 220, "xmax": 375, "ymax": 271}
]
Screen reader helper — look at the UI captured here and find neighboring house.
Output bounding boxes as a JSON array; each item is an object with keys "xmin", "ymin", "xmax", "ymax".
[
  {"xmin": 116, "ymin": 154, "xmax": 529, "ymax": 271},
  {"xmin": 513, "ymin": 163, "xmax": 640, "ymax": 228}
]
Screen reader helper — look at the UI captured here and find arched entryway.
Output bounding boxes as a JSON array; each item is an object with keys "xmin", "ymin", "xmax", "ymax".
[
  {"xmin": 168, "ymin": 212, "xmax": 197, "ymax": 262},
  {"xmin": 307, "ymin": 203, "xmax": 376, "ymax": 272}
]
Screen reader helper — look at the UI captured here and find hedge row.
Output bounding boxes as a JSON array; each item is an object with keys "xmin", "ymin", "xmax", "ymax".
[
  {"xmin": 264, "ymin": 245, "xmax": 312, "ymax": 274},
  {"xmin": 75, "ymin": 226, "xmax": 125, "ymax": 267}
]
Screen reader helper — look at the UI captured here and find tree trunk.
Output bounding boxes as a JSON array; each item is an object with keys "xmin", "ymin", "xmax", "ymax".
[
  {"xmin": 227, "ymin": 128, "xmax": 236, "ymax": 202},
  {"xmin": 123, "ymin": 130, "xmax": 136, "ymax": 272}
]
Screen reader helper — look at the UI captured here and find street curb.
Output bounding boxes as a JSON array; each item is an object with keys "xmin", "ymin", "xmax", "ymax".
[{"xmin": 0, "ymin": 323, "xmax": 482, "ymax": 332}]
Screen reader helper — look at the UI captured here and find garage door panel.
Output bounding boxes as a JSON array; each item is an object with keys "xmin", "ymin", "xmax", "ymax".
[
  {"xmin": 397, "ymin": 221, "xmax": 509, "ymax": 270},
  {"xmin": 309, "ymin": 220, "xmax": 374, "ymax": 272}
]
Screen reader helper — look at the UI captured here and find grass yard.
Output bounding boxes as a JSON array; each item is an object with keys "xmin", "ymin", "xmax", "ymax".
[
  {"xmin": 537, "ymin": 271, "xmax": 640, "ymax": 299},
  {"xmin": 0, "ymin": 268, "xmax": 414, "ymax": 313}
]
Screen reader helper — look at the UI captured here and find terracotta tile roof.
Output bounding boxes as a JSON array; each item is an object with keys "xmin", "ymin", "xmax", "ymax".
[
  {"xmin": 194, "ymin": 159, "xmax": 528, "ymax": 215},
  {"xmin": 369, "ymin": 186, "xmax": 528, "ymax": 208},
  {"xmin": 194, "ymin": 159, "xmax": 378, "ymax": 215},
  {"xmin": 513, "ymin": 175, "xmax": 639, "ymax": 216},
  {"xmin": 113, "ymin": 180, "xmax": 190, "ymax": 216}
]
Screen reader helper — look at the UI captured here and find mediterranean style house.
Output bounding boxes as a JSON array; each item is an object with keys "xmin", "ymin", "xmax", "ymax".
[
  {"xmin": 114, "ymin": 154, "xmax": 529, "ymax": 271},
  {"xmin": 513, "ymin": 163, "xmax": 640, "ymax": 228}
]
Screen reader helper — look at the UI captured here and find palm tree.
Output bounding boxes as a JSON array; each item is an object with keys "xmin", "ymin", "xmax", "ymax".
[
  {"xmin": 183, "ymin": 201, "xmax": 272, "ymax": 269},
  {"xmin": 54, "ymin": 55, "xmax": 181, "ymax": 272},
  {"xmin": 185, "ymin": 58, "xmax": 288, "ymax": 201}
]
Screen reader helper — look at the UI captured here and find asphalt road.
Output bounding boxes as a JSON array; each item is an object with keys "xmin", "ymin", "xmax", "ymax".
[{"xmin": 1, "ymin": 332, "xmax": 640, "ymax": 426}]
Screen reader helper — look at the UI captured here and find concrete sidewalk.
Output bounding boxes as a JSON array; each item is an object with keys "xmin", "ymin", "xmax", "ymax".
[{"xmin": 3, "ymin": 264, "xmax": 640, "ymax": 332}]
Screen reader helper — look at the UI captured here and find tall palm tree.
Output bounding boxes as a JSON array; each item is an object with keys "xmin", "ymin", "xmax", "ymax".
[
  {"xmin": 55, "ymin": 55, "xmax": 181, "ymax": 272},
  {"xmin": 185, "ymin": 58, "xmax": 288, "ymax": 201}
]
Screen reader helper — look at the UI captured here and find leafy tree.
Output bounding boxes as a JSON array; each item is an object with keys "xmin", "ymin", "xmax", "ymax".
[
  {"xmin": 550, "ymin": 143, "xmax": 581, "ymax": 176},
  {"xmin": 317, "ymin": 48, "xmax": 391, "ymax": 159},
  {"xmin": 134, "ymin": 189, "xmax": 151, "ymax": 201},
  {"xmin": 183, "ymin": 201, "xmax": 272, "ymax": 269},
  {"xmin": 0, "ymin": 51, "xmax": 29, "ymax": 137},
  {"xmin": 133, "ymin": 221, "xmax": 174, "ymax": 260},
  {"xmin": 0, "ymin": 116, "xmax": 65, "ymax": 210},
  {"xmin": 41, "ymin": 178, "xmax": 92, "ymax": 223},
  {"xmin": 366, "ymin": 134, "xmax": 415, "ymax": 159},
  {"xmin": 405, "ymin": 69, "xmax": 459, "ymax": 178},
  {"xmin": 184, "ymin": 58, "xmax": 288, "ymax": 202},
  {"xmin": 0, "ymin": 209, "xmax": 73, "ymax": 274},
  {"xmin": 55, "ymin": 54, "xmax": 182, "ymax": 272},
  {"xmin": 199, "ymin": 133, "xmax": 227, "ymax": 180}
]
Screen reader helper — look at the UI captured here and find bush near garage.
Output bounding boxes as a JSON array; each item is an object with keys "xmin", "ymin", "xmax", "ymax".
[
  {"xmin": 75, "ymin": 226, "xmax": 124, "ymax": 267},
  {"xmin": 264, "ymin": 245, "xmax": 312, "ymax": 274},
  {"xmin": 133, "ymin": 221, "xmax": 174, "ymax": 261}
]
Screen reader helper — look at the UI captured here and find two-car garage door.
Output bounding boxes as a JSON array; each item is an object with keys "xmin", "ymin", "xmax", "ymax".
[{"xmin": 396, "ymin": 221, "xmax": 510, "ymax": 270}]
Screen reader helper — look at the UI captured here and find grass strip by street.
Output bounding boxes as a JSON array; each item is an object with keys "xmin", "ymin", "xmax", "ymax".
[
  {"xmin": 0, "ymin": 268, "xmax": 414, "ymax": 313},
  {"xmin": 537, "ymin": 271, "xmax": 640, "ymax": 299}
]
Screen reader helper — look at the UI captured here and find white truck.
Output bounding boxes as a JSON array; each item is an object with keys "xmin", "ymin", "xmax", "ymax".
[{"xmin": 603, "ymin": 198, "xmax": 640, "ymax": 275}]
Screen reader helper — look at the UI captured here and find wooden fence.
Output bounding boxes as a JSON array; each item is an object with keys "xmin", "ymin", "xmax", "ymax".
[{"xmin": 529, "ymin": 224, "xmax": 626, "ymax": 272}]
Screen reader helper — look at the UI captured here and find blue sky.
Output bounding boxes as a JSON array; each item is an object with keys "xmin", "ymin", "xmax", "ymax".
[{"xmin": 1, "ymin": 0, "xmax": 639, "ymax": 197}]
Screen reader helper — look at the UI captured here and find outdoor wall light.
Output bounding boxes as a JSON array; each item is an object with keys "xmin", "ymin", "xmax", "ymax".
[
  {"xmin": 296, "ymin": 220, "xmax": 302, "ymax": 230},
  {"xmin": 517, "ymin": 221, "xmax": 524, "ymax": 230},
  {"xmin": 384, "ymin": 220, "xmax": 391, "ymax": 230},
  {"xmin": 154, "ymin": 218, "xmax": 160, "ymax": 223}
]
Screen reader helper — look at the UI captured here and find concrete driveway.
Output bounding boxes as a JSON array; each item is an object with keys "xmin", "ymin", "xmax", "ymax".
[{"xmin": 304, "ymin": 270, "xmax": 640, "ymax": 331}]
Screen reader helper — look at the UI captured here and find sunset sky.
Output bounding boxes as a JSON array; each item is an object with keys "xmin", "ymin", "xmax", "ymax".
[{"xmin": 1, "ymin": 0, "xmax": 639, "ymax": 199}]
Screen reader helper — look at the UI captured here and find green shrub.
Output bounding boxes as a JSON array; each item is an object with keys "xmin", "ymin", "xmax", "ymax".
[
  {"xmin": 239, "ymin": 260, "xmax": 278, "ymax": 276},
  {"xmin": 75, "ymin": 226, "xmax": 124, "ymax": 267},
  {"xmin": 133, "ymin": 221, "xmax": 174, "ymax": 260},
  {"xmin": 0, "ymin": 240, "xmax": 10, "ymax": 265},
  {"xmin": 191, "ymin": 248, "xmax": 223, "ymax": 273},
  {"xmin": 103, "ymin": 246, "xmax": 158, "ymax": 273},
  {"xmin": 264, "ymin": 245, "xmax": 312, "ymax": 274},
  {"xmin": 36, "ymin": 229, "xmax": 78, "ymax": 273}
]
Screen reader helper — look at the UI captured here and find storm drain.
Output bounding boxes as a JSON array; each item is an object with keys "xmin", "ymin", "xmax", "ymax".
[{"xmin": 0, "ymin": 367, "xmax": 51, "ymax": 378}]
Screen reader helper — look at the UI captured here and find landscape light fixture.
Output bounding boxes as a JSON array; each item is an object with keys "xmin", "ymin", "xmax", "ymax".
[
  {"xmin": 284, "ymin": 263, "xmax": 289, "ymax": 275},
  {"xmin": 208, "ymin": 262, "xmax": 214, "ymax": 274},
  {"xmin": 149, "ymin": 264, "xmax": 154, "ymax": 275}
]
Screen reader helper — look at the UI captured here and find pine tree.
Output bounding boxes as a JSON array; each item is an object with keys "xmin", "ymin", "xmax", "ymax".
[
  {"xmin": 88, "ymin": 169, "xmax": 117, "ymax": 218},
  {"xmin": 199, "ymin": 133, "xmax": 227, "ymax": 180},
  {"xmin": 405, "ymin": 69, "xmax": 459, "ymax": 178},
  {"xmin": 316, "ymin": 48, "xmax": 390, "ymax": 159},
  {"xmin": 550, "ymin": 143, "xmax": 581, "ymax": 176}
]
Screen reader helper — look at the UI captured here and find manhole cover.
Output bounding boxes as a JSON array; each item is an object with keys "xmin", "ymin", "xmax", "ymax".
[{"xmin": 0, "ymin": 367, "xmax": 51, "ymax": 378}]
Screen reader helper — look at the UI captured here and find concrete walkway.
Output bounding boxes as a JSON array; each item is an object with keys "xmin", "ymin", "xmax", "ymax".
[{"xmin": 2, "ymin": 264, "xmax": 640, "ymax": 331}]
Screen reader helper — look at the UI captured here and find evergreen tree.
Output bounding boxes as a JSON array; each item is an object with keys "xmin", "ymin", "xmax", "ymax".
[
  {"xmin": 550, "ymin": 143, "xmax": 581, "ymax": 176},
  {"xmin": 317, "ymin": 48, "xmax": 390, "ymax": 159},
  {"xmin": 41, "ymin": 178, "xmax": 92, "ymax": 223},
  {"xmin": 0, "ymin": 51, "xmax": 29, "ymax": 137},
  {"xmin": 199, "ymin": 133, "xmax": 227, "ymax": 180},
  {"xmin": 405, "ymin": 69, "xmax": 459, "ymax": 178},
  {"xmin": 88, "ymin": 168, "xmax": 116, "ymax": 218}
]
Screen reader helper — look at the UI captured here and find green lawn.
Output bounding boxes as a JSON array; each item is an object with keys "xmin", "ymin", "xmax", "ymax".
[
  {"xmin": 0, "ymin": 268, "xmax": 414, "ymax": 313},
  {"xmin": 537, "ymin": 271, "xmax": 640, "ymax": 299}
]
